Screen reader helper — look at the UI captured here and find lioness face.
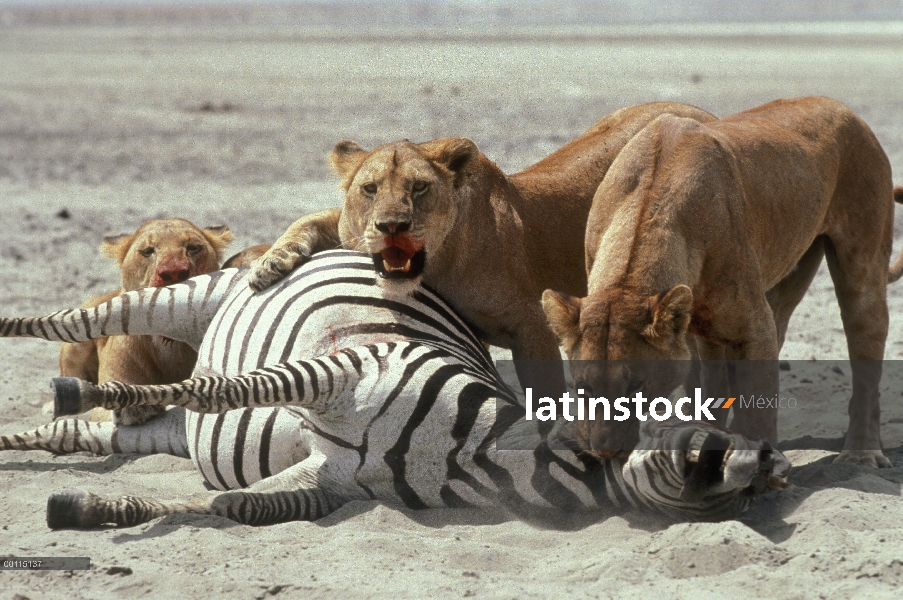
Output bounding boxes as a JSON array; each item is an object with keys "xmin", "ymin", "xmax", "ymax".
[
  {"xmin": 331, "ymin": 138, "xmax": 478, "ymax": 284},
  {"xmin": 101, "ymin": 218, "xmax": 233, "ymax": 291},
  {"xmin": 542, "ymin": 285, "xmax": 694, "ymax": 457}
]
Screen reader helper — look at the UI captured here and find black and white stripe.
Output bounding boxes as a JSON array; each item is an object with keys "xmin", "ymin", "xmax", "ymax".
[{"xmin": 0, "ymin": 250, "xmax": 788, "ymax": 527}]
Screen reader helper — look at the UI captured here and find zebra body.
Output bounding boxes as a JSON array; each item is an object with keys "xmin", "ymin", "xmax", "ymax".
[{"xmin": 0, "ymin": 251, "xmax": 788, "ymax": 526}]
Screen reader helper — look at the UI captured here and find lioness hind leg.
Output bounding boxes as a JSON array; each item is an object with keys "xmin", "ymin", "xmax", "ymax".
[{"xmin": 823, "ymin": 236, "xmax": 892, "ymax": 467}]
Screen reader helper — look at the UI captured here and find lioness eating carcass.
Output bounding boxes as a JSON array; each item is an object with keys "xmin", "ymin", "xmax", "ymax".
[
  {"xmin": 542, "ymin": 97, "xmax": 902, "ymax": 468},
  {"xmin": 60, "ymin": 218, "xmax": 234, "ymax": 424}
]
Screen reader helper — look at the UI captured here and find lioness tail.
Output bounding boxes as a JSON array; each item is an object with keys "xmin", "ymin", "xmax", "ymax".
[{"xmin": 888, "ymin": 186, "xmax": 903, "ymax": 283}]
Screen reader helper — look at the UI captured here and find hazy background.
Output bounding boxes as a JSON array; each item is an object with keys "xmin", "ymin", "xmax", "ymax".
[{"xmin": 4, "ymin": 0, "xmax": 903, "ymax": 26}]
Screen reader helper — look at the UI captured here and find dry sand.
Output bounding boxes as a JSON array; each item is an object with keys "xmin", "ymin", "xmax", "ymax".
[{"xmin": 1, "ymin": 13, "xmax": 903, "ymax": 599}]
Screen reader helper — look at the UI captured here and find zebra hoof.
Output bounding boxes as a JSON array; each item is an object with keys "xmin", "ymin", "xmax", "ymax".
[
  {"xmin": 51, "ymin": 377, "xmax": 84, "ymax": 418},
  {"xmin": 47, "ymin": 489, "xmax": 92, "ymax": 529}
]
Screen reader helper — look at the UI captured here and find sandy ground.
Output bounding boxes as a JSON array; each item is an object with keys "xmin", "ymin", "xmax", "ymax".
[{"xmin": 2, "ymin": 15, "xmax": 903, "ymax": 599}]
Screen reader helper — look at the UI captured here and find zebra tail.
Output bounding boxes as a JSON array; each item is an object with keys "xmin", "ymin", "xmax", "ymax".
[
  {"xmin": 1, "ymin": 408, "xmax": 190, "ymax": 458},
  {"xmin": 0, "ymin": 269, "xmax": 246, "ymax": 349}
]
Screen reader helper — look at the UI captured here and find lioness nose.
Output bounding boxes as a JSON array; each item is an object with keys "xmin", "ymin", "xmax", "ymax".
[
  {"xmin": 375, "ymin": 221, "xmax": 411, "ymax": 235},
  {"xmin": 155, "ymin": 265, "xmax": 191, "ymax": 285}
]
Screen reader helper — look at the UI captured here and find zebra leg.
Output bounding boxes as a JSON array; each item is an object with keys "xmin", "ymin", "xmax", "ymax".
[
  {"xmin": 0, "ymin": 269, "xmax": 246, "ymax": 349},
  {"xmin": 51, "ymin": 349, "xmax": 371, "ymax": 418},
  {"xmin": 0, "ymin": 408, "xmax": 189, "ymax": 457},
  {"xmin": 46, "ymin": 459, "xmax": 347, "ymax": 528}
]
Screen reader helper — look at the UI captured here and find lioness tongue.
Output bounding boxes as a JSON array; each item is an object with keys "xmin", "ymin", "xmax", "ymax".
[{"xmin": 381, "ymin": 245, "xmax": 415, "ymax": 269}]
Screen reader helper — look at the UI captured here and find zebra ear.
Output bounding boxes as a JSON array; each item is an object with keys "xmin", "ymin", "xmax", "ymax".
[
  {"xmin": 100, "ymin": 233, "xmax": 135, "ymax": 265},
  {"xmin": 330, "ymin": 141, "xmax": 369, "ymax": 187},
  {"xmin": 541, "ymin": 289, "xmax": 583, "ymax": 351}
]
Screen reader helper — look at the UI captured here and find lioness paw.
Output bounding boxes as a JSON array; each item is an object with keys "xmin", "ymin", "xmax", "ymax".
[
  {"xmin": 248, "ymin": 247, "xmax": 306, "ymax": 292},
  {"xmin": 833, "ymin": 449, "xmax": 892, "ymax": 468}
]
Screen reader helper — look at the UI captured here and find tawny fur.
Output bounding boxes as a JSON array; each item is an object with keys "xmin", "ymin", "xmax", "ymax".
[
  {"xmin": 222, "ymin": 244, "xmax": 271, "ymax": 269},
  {"xmin": 59, "ymin": 218, "xmax": 234, "ymax": 424},
  {"xmin": 248, "ymin": 102, "xmax": 718, "ymax": 399},
  {"xmin": 542, "ymin": 97, "xmax": 901, "ymax": 468}
]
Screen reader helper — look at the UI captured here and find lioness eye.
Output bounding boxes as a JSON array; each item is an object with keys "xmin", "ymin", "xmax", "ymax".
[
  {"xmin": 186, "ymin": 244, "xmax": 202, "ymax": 255},
  {"xmin": 139, "ymin": 247, "xmax": 155, "ymax": 257},
  {"xmin": 362, "ymin": 183, "xmax": 377, "ymax": 195},
  {"xmin": 412, "ymin": 181, "xmax": 429, "ymax": 194}
]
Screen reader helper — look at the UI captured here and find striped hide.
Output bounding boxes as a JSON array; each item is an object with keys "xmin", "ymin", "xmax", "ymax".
[{"xmin": 0, "ymin": 250, "xmax": 789, "ymax": 527}]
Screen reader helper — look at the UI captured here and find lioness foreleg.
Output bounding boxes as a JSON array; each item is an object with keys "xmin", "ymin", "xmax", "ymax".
[
  {"xmin": 511, "ymin": 309, "xmax": 569, "ymax": 434},
  {"xmin": 709, "ymin": 299, "xmax": 780, "ymax": 445},
  {"xmin": 248, "ymin": 208, "xmax": 343, "ymax": 292}
]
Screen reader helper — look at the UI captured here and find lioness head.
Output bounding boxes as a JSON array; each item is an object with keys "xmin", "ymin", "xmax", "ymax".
[
  {"xmin": 542, "ymin": 285, "xmax": 695, "ymax": 457},
  {"xmin": 330, "ymin": 138, "xmax": 479, "ymax": 283},
  {"xmin": 101, "ymin": 218, "xmax": 233, "ymax": 291}
]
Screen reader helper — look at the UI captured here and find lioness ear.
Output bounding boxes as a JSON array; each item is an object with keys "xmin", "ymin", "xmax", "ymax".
[
  {"xmin": 421, "ymin": 138, "xmax": 478, "ymax": 188},
  {"xmin": 542, "ymin": 289, "xmax": 583, "ymax": 350},
  {"xmin": 643, "ymin": 285, "xmax": 693, "ymax": 347},
  {"xmin": 99, "ymin": 233, "xmax": 134, "ymax": 265},
  {"xmin": 330, "ymin": 141, "xmax": 369, "ymax": 187},
  {"xmin": 201, "ymin": 224, "xmax": 234, "ymax": 262}
]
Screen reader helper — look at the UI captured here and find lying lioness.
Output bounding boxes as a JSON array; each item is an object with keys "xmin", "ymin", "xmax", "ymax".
[
  {"xmin": 60, "ymin": 218, "xmax": 234, "ymax": 424},
  {"xmin": 222, "ymin": 244, "xmax": 271, "ymax": 270},
  {"xmin": 247, "ymin": 102, "xmax": 717, "ymax": 399},
  {"xmin": 542, "ymin": 96, "xmax": 902, "ymax": 468}
]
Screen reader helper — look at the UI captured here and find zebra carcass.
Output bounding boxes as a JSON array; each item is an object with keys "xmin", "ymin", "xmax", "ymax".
[{"xmin": 0, "ymin": 250, "xmax": 789, "ymax": 527}]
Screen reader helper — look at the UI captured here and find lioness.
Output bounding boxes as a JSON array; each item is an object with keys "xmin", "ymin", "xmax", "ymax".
[
  {"xmin": 222, "ymin": 244, "xmax": 271, "ymax": 269},
  {"xmin": 247, "ymin": 102, "xmax": 717, "ymax": 399},
  {"xmin": 542, "ymin": 97, "xmax": 902, "ymax": 468},
  {"xmin": 60, "ymin": 218, "xmax": 234, "ymax": 425}
]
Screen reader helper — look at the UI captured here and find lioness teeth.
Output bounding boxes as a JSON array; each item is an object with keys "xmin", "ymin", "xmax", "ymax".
[{"xmin": 382, "ymin": 259, "xmax": 413, "ymax": 273}]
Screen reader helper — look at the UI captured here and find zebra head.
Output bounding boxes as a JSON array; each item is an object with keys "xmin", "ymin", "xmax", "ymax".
[{"xmin": 625, "ymin": 419, "xmax": 791, "ymax": 520}]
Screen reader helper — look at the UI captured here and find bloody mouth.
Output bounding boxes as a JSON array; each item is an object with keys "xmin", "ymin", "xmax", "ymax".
[{"xmin": 373, "ymin": 234, "xmax": 425, "ymax": 279}]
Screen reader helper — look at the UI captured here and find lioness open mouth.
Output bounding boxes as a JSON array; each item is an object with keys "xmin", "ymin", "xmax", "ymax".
[{"xmin": 373, "ymin": 247, "xmax": 426, "ymax": 279}]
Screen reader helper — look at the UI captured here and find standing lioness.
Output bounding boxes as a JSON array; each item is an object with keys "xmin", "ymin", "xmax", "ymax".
[
  {"xmin": 542, "ymin": 97, "xmax": 902, "ymax": 468},
  {"xmin": 248, "ymin": 102, "xmax": 717, "ymax": 398}
]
